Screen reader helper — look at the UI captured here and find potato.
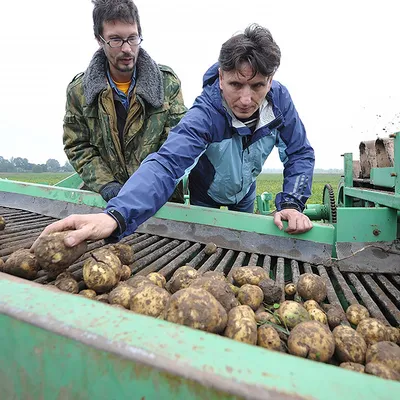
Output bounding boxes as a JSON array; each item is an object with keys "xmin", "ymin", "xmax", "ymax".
[
  {"xmin": 340, "ymin": 362, "xmax": 365, "ymax": 373},
  {"xmin": 333, "ymin": 325, "xmax": 367, "ymax": 364},
  {"xmin": 232, "ymin": 266, "xmax": 269, "ymax": 286},
  {"xmin": 365, "ymin": 363, "xmax": 400, "ymax": 381},
  {"xmin": 34, "ymin": 231, "xmax": 87, "ymax": 273},
  {"xmin": 109, "ymin": 243, "xmax": 134, "ymax": 265},
  {"xmin": 147, "ymin": 272, "xmax": 167, "ymax": 288},
  {"xmin": 3, "ymin": 249, "xmax": 40, "ymax": 280},
  {"xmin": 346, "ymin": 304, "xmax": 370, "ymax": 326},
  {"xmin": 284, "ymin": 283, "xmax": 296, "ymax": 297},
  {"xmin": 258, "ymin": 279, "xmax": 282, "ymax": 304},
  {"xmin": 167, "ymin": 266, "xmax": 200, "ymax": 293},
  {"xmin": 54, "ymin": 277, "xmax": 79, "ymax": 294},
  {"xmin": 366, "ymin": 341, "xmax": 400, "ymax": 373},
  {"xmin": 109, "ymin": 283, "xmax": 136, "ymax": 309},
  {"xmin": 0, "ymin": 216, "xmax": 6, "ymax": 230},
  {"xmin": 387, "ymin": 327, "xmax": 400, "ymax": 344},
  {"xmin": 120, "ymin": 265, "xmax": 131, "ymax": 281},
  {"xmin": 204, "ymin": 242, "xmax": 217, "ymax": 255},
  {"xmin": 296, "ymin": 273, "xmax": 327, "ymax": 302},
  {"xmin": 327, "ymin": 307, "xmax": 345, "ymax": 330},
  {"xmin": 79, "ymin": 289, "xmax": 97, "ymax": 299},
  {"xmin": 356, "ymin": 318, "xmax": 389, "ymax": 346},
  {"xmin": 164, "ymin": 287, "xmax": 227, "ymax": 333},
  {"xmin": 255, "ymin": 311, "xmax": 276, "ymax": 324},
  {"xmin": 125, "ymin": 275, "xmax": 153, "ymax": 289},
  {"xmin": 288, "ymin": 321, "xmax": 335, "ymax": 362},
  {"xmin": 96, "ymin": 294, "xmax": 109, "ymax": 303},
  {"xmin": 203, "ymin": 271, "xmax": 226, "ymax": 281},
  {"xmin": 83, "ymin": 259, "xmax": 119, "ymax": 294},
  {"xmin": 88, "ymin": 249, "xmax": 122, "ymax": 280},
  {"xmin": 304, "ymin": 300, "xmax": 322, "ymax": 312},
  {"xmin": 0, "ymin": 258, "xmax": 4, "ymax": 272},
  {"xmin": 190, "ymin": 277, "xmax": 239, "ymax": 312},
  {"xmin": 224, "ymin": 305, "xmax": 257, "ymax": 344},
  {"xmin": 309, "ymin": 308, "xmax": 328, "ymax": 324},
  {"xmin": 237, "ymin": 284, "xmax": 264, "ymax": 310},
  {"xmin": 130, "ymin": 284, "xmax": 170, "ymax": 318},
  {"xmin": 279, "ymin": 301, "xmax": 310, "ymax": 329},
  {"xmin": 257, "ymin": 325, "xmax": 281, "ymax": 351},
  {"xmin": 229, "ymin": 284, "xmax": 240, "ymax": 296}
]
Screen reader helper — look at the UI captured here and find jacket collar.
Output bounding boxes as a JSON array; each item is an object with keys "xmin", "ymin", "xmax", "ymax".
[{"xmin": 83, "ymin": 47, "xmax": 164, "ymax": 108}]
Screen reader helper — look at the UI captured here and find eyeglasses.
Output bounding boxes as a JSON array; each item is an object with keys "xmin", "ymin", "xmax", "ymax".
[{"xmin": 99, "ymin": 35, "xmax": 143, "ymax": 48}]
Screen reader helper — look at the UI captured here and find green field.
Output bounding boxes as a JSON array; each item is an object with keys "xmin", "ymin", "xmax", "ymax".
[{"xmin": 0, "ymin": 172, "xmax": 342, "ymax": 208}]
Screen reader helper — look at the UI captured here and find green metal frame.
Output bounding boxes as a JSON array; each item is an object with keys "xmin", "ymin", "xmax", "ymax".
[{"xmin": 0, "ymin": 273, "xmax": 398, "ymax": 400}]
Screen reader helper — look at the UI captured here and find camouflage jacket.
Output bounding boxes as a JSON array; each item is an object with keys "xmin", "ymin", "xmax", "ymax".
[{"xmin": 63, "ymin": 48, "xmax": 187, "ymax": 193}]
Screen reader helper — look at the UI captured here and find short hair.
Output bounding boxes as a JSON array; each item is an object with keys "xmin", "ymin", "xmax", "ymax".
[
  {"xmin": 218, "ymin": 24, "xmax": 281, "ymax": 78},
  {"xmin": 92, "ymin": 0, "xmax": 142, "ymax": 38}
]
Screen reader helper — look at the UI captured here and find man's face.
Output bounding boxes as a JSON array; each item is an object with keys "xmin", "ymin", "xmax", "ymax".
[
  {"xmin": 99, "ymin": 20, "xmax": 140, "ymax": 81},
  {"xmin": 219, "ymin": 63, "xmax": 273, "ymax": 119}
]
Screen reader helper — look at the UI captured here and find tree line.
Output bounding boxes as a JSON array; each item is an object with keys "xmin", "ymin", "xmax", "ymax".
[{"xmin": 0, "ymin": 157, "xmax": 74, "ymax": 173}]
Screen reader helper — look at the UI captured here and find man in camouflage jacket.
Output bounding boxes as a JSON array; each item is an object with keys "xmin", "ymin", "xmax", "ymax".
[{"xmin": 63, "ymin": 0, "xmax": 186, "ymax": 201}]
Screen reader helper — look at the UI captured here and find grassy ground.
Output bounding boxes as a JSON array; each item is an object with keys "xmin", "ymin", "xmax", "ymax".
[{"xmin": 0, "ymin": 172, "xmax": 342, "ymax": 207}]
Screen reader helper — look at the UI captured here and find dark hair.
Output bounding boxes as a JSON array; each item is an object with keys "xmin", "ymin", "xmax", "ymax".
[
  {"xmin": 92, "ymin": 0, "xmax": 142, "ymax": 38},
  {"xmin": 218, "ymin": 24, "xmax": 281, "ymax": 78}
]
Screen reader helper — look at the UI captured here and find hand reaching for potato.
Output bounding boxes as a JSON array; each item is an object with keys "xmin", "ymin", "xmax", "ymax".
[{"xmin": 31, "ymin": 213, "xmax": 118, "ymax": 250}]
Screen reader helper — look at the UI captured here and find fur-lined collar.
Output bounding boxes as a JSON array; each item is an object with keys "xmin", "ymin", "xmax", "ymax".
[{"xmin": 83, "ymin": 48, "xmax": 164, "ymax": 108}]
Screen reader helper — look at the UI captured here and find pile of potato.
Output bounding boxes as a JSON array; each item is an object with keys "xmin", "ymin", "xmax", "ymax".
[{"xmin": 1, "ymin": 233, "xmax": 399, "ymax": 382}]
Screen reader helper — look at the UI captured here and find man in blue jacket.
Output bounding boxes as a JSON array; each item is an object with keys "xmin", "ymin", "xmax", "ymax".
[{"xmin": 34, "ymin": 24, "xmax": 315, "ymax": 247}]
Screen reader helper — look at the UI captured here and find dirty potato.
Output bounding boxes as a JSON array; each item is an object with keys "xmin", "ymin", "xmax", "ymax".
[
  {"xmin": 125, "ymin": 275, "xmax": 153, "ymax": 289},
  {"xmin": 346, "ymin": 304, "xmax": 370, "ymax": 326},
  {"xmin": 284, "ymin": 283, "xmax": 296, "ymax": 297},
  {"xmin": 120, "ymin": 265, "xmax": 132, "ymax": 281},
  {"xmin": 204, "ymin": 242, "xmax": 218, "ymax": 255},
  {"xmin": 229, "ymin": 284, "xmax": 240, "ymax": 296},
  {"xmin": 309, "ymin": 308, "xmax": 328, "ymax": 324},
  {"xmin": 237, "ymin": 284, "xmax": 264, "ymax": 311},
  {"xmin": 303, "ymin": 300, "xmax": 323, "ymax": 312},
  {"xmin": 387, "ymin": 327, "xmax": 400, "ymax": 344},
  {"xmin": 356, "ymin": 318, "xmax": 389, "ymax": 346},
  {"xmin": 0, "ymin": 216, "xmax": 6, "ymax": 230},
  {"xmin": 257, "ymin": 325, "xmax": 281, "ymax": 351},
  {"xmin": 333, "ymin": 325, "xmax": 367, "ymax": 364},
  {"xmin": 288, "ymin": 321, "xmax": 335, "ymax": 363},
  {"xmin": 0, "ymin": 258, "xmax": 4, "ymax": 272},
  {"xmin": 83, "ymin": 259, "xmax": 119, "ymax": 294},
  {"xmin": 366, "ymin": 341, "xmax": 400, "ymax": 373},
  {"xmin": 164, "ymin": 287, "xmax": 227, "ymax": 333},
  {"xmin": 224, "ymin": 305, "xmax": 257, "ymax": 344},
  {"xmin": 190, "ymin": 276, "xmax": 239, "ymax": 312},
  {"xmin": 88, "ymin": 249, "xmax": 122, "ymax": 280},
  {"xmin": 54, "ymin": 277, "xmax": 79, "ymax": 294},
  {"xmin": 296, "ymin": 273, "xmax": 327, "ymax": 303},
  {"xmin": 203, "ymin": 271, "xmax": 226, "ymax": 281},
  {"xmin": 232, "ymin": 266, "xmax": 269, "ymax": 286},
  {"xmin": 326, "ymin": 306, "xmax": 346, "ymax": 330},
  {"xmin": 279, "ymin": 301, "xmax": 310, "ymax": 329},
  {"xmin": 147, "ymin": 272, "xmax": 167, "ymax": 288},
  {"xmin": 258, "ymin": 279, "xmax": 282, "ymax": 304},
  {"xmin": 255, "ymin": 311, "xmax": 276, "ymax": 324},
  {"xmin": 365, "ymin": 363, "xmax": 400, "ymax": 381},
  {"xmin": 96, "ymin": 294, "xmax": 109, "ymax": 303},
  {"xmin": 340, "ymin": 362, "xmax": 365, "ymax": 373},
  {"xmin": 79, "ymin": 289, "xmax": 97, "ymax": 299},
  {"xmin": 109, "ymin": 243, "xmax": 134, "ymax": 265},
  {"xmin": 3, "ymin": 249, "xmax": 40, "ymax": 280},
  {"xmin": 34, "ymin": 231, "xmax": 87, "ymax": 273},
  {"xmin": 166, "ymin": 265, "xmax": 200, "ymax": 293},
  {"xmin": 108, "ymin": 283, "xmax": 136, "ymax": 309},
  {"xmin": 130, "ymin": 284, "xmax": 170, "ymax": 318}
]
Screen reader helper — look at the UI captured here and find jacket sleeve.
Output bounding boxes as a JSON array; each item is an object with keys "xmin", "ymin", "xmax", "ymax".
[
  {"xmin": 158, "ymin": 67, "xmax": 188, "ymax": 146},
  {"xmin": 63, "ymin": 82, "xmax": 116, "ymax": 193},
  {"xmin": 274, "ymin": 84, "xmax": 315, "ymax": 212},
  {"xmin": 105, "ymin": 101, "xmax": 213, "ymax": 238}
]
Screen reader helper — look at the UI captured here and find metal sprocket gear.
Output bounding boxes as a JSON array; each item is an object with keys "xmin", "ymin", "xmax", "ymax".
[{"xmin": 323, "ymin": 183, "xmax": 337, "ymax": 223}]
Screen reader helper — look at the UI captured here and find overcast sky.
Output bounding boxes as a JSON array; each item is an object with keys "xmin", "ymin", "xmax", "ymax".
[{"xmin": 0, "ymin": 0, "xmax": 399, "ymax": 169}]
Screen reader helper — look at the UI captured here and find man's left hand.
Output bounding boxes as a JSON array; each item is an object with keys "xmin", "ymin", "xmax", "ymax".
[{"xmin": 273, "ymin": 209, "xmax": 313, "ymax": 234}]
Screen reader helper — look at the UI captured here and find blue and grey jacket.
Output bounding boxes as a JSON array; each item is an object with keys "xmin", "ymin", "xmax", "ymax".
[{"xmin": 106, "ymin": 63, "xmax": 315, "ymax": 238}]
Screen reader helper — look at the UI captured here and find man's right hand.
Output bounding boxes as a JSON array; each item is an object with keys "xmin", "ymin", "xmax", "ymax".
[{"xmin": 31, "ymin": 213, "xmax": 118, "ymax": 250}]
